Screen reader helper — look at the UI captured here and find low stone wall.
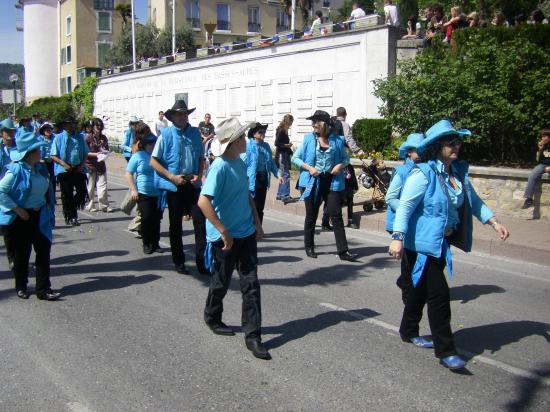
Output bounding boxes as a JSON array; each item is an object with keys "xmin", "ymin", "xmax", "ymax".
[{"xmin": 351, "ymin": 159, "xmax": 550, "ymax": 221}]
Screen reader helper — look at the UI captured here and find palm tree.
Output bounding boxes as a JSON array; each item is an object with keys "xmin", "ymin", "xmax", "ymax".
[{"xmin": 116, "ymin": 3, "xmax": 132, "ymax": 30}]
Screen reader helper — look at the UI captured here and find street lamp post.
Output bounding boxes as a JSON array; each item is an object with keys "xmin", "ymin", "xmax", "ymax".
[{"xmin": 9, "ymin": 73, "xmax": 19, "ymax": 118}]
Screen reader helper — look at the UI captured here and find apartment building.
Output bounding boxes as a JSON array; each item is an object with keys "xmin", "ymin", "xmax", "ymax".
[
  {"xmin": 59, "ymin": 0, "xmax": 127, "ymax": 94},
  {"xmin": 148, "ymin": 0, "xmax": 343, "ymax": 47}
]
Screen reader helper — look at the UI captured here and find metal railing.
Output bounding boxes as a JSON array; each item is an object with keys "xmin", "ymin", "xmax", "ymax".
[
  {"xmin": 216, "ymin": 20, "xmax": 231, "ymax": 31},
  {"xmin": 248, "ymin": 22, "xmax": 261, "ymax": 33},
  {"xmin": 187, "ymin": 17, "xmax": 200, "ymax": 29}
]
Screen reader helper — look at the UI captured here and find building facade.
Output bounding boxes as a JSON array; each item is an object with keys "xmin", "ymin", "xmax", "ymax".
[
  {"xmin": 148, "ymin": 0, "xmax": 344, "ymax": 47},
  {"xmin": 19, "ymin": 0, "xmax": 127, "ymax": 101}
]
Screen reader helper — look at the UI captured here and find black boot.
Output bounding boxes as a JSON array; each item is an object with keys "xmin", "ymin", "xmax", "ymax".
[{"xmin": 305, "ymin": 247, "xmax": 317, "ymax": 258}]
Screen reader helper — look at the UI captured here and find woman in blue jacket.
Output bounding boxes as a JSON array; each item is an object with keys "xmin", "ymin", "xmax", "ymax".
[
  {"xmin": 0, "ymin": 131, "xmax": 59, "ymax": 300},
  {"xmin": 241, "ymin": 123, "xmax": 281, "ymax": 224},
  {"xmin": 292, "ymin": 110, "xmax": 357, "ymax": 261},
  {"xmin": 388, "ymin": 120, "xmax": 509, "ymax": 370},
  {"xmin": 120, "ymin": 116, "xmax": 139, "ymax": 162},
  {"xmin": 125, "ymin": 123, "xmax": 162, "ymax": 255},
  {"xmin": 385, "ymin": 132, "xmax": 423, "ymax": 305}
]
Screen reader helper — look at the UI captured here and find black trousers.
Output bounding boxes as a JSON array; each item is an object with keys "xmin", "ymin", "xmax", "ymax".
[
  {"xmin": 304, "ymin": 173, "xmax": 348, "ymax": 254},
  {"xmin": 204, "ymin": 233, "xmax": 261, "ymax": 340},
  {"xmin": 254, "ymin": 172, "xmax": 268, "ymax": 224},
  {"xmin": 399, "ymin": 249, "xmax": 456, "ymax": 358},
  {"xmin": 166, "ymin": 182, "xmax": 206, "ymax": 265},
  {"xmin": 137, "ymin": 194, "xmax": 161, "ymax": 249},
  {"xmin": 5, "ymin": 210, "xmax": 52, "ymax": 293},
  {"xmin": 58, "ymin": 170, "xmax": 87, "ymax": 221}
]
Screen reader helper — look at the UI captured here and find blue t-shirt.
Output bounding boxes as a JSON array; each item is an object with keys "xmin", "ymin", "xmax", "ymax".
[
  {"xmin": 127, "ymin": 151, "xmax": 159, "ymax": 197},
  {"xmin": 201, "ymin": 156, "xmax": 255, "ymax": 242}
]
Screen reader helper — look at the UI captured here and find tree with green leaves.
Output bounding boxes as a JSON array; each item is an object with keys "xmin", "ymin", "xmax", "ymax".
[
  {"xmin": 115, "ymin": 3, "xmax": 132, "ymax": 30},
  {"xmin": 156, "ymin": 24, "xmax": 195, "ymax": 56}
]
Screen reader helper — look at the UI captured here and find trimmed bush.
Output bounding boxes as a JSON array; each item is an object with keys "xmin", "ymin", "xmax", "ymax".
[
  {"xmin": 352, "ymin": 118, "xmax": 392, "ymax": 153},
  {"xmin": 17, "ymin": 95, "xmax": 74, "ymax": 125},
  {"xmin": 374, "ymin": 25, "xmax": 550, "ymax": 166}
]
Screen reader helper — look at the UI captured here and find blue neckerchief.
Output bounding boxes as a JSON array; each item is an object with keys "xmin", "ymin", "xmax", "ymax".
[
  {"xmin": 157, "ymin": 190, "xmax": 167, "ymax": 213},
  {"xmin": 204, "ymin": 241, "xmax": 214, "ymax": 274},
  {"xmin": 412, "ymin": 239, "xmax": 453, "ymax": 287}
]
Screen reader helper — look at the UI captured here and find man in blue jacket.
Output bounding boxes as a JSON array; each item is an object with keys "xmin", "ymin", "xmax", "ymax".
[{"xmin": 150, "ymin": 100, "xmax": 207, "ymax": 275}]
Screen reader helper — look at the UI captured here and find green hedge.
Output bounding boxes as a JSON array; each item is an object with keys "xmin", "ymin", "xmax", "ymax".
[
  {"xmin": 374, "ymin": 25, "xmax": 550, "ymax": 166},
  {"xmin": 352, "ymin": 118, "xmax": 392, "ymax": 154}
]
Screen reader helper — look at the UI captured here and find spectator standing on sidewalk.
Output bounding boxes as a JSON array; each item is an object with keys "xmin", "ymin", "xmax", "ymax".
[
  {"xmin": 275, "ymin": 114, "xmax": 294, "ymax": 203},
  {"xmin": 154, "ymin": 111, "xmax": 169, "ymax": 136},
  {"xmin": 198, "ymin": 117, "xmax": 270, "ymax": 360},
  {"xmin": 522, "ymin": 129, "xmax": 550, "ymax": 209},
  {"xmin": 121, "ymin": 116, "xmax": 139, "ymax": 163}
]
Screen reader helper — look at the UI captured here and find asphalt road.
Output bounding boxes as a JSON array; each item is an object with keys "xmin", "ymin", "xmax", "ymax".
[{"xmin": 0, "ymin": 172, "xmax": 549, "ymax": 411}]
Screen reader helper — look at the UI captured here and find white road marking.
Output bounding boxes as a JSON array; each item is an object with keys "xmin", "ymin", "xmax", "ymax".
[
  {"xmin": 67, "ymin": 402, "xmax": 95, "ymax": 412},
  {"xmin": 320, "ymin": 302, "xmax": 550, "ymax": 386}
]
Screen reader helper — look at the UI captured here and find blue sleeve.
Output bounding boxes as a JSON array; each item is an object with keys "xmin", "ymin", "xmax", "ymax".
[
  {"xmin": 151, "ymin": 135, "xmax": 163, "ymax": 159},
  {"xmin": 0, "ymin": 171, "xmax": 18, "ymax": 210},
  {"xmin": 469, "ymin": 183, "xmax": 494, "ymax": 224},
  {"xmin": 126, "ymin": 154, "xmax": 139, "ymax": 174},
  {"xmin": 340, "ymin": 145, "xmax": 350, "ymax": 167},
  {"xmin": 292, "ymin": 143, "xmax": 305, "ymax": 168},
  {"xmin": 385, "ymin": 172, "xmax": 403, "ymax": 212},
  {"xmin": 50, "ymin": 136, "xmax": 60, "ymax": 157},
  {"xmin": 201, "ymin": 161, "xmax": 222, "ymax": 198},
  {"xmin": 121, "ymin": 130, "xmax": 131, "ymax": 152},
  {"xmin": 392, "ymin": 169, "xmax": 428, "ymax": 234}
]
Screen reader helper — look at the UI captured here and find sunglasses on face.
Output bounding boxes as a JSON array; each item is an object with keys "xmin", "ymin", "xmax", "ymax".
[{"xmin": 444, "ymin": 138, "xmax": 463, "ymax": 147}]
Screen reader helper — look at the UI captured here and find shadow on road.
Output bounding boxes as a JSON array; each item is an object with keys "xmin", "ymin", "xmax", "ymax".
[
  {"xmin": 259, "ymin": 229, "xmax": 304, "ymax": 242},
  {"xmin": 450, "ymin": 284, "xmax": 506, "ymax": 304},
  {"xmin": 262, "ymin": 307, "xmax": 381, "ymax": 349},
  {"xmin": 51, "ymin": 250, "xmax": 129, "ymax": 265},
  {"xmin": 455, "ymin": 320, "xmax": 550, "ymax": 356},
  {"xmin": 60, "ymin": 274, "xmax": 161, "ymax": 296},
  {"xmin": 262, "ymin": 261, "xmax": 369, "ymax": 287},
  {"xmin": 505, "ymin": 362, "xmax": 550, "ymax": 411}
]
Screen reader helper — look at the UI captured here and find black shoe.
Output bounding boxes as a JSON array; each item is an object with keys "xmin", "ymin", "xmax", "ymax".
[
  {"xmin": 175, "ymin": 264, "xmax": 189, "ymax": 275},
  {"xmin": 305, "ymin": 248, "xmax": 318, "ymax": 258},
  {"xmin": 207, "ymin": 322, "xmax": 235, "ymax": 336},
  {"xmin": 321, "ymin": 222, "xmax": 333, "ymax": 231},
  {"xmin": 282, "ymin": 197, "xmax": 294, "ymax": 205},
  {"xmin": 245, "ymin": 339, "xmax": 272, "ymax": 360},
  {"xmin": 143, "ymin": 245, "xmax": 154, "ymax": 255},
  {"xmin": 36, "ymin": 290, "xmax": 60, "ymax": 301},
  {"xmin": 522, "ymin": 198, "xmax": 534, "ymax": 209},
  {"xmin": 347, "ymin": 221, "xmax": 359, "ymax": 229},
  {"xmin": 339, "ymin": 251, "xmax": 359, "ymax": 262},
  {"xmin": 69, "ymin": 218, "xmax": 80, "ymax": 226},
  {"xmin": 196, "ymin": 260, "xmax": 210, "ymax": 275},
  {"xmin": 17, "ymin": 289, "xmax": 30, "ymax": 299},
  {"xmin": 153, "ymin": 245, "xmax": 164, "ymax": 253}
]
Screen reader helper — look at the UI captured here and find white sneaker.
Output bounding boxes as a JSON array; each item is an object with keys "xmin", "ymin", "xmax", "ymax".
[{"xmin": 101, "ymin": 207, "xmax": 115, "ymax": 213}]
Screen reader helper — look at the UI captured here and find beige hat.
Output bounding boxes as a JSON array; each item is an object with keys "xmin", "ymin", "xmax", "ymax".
[{"xmin": 210, "ymin": 118, "xmax": 255, "ymax": 157}]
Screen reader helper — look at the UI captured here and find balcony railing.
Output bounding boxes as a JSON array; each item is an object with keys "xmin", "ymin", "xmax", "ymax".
[
  {"xmin": 276, "ymin": 25, "xmax": 290, "ymax": 33},
  {"xmin": 248, "ymin": 22, "xmax": 261, "ymax": 33},
  {"xmin": 217, "ymin": 20, "xmax": 230, "ymax": 31},
  {"xmin": 187, "ymin": 17, "xmax": 200, "ymax": 29}
]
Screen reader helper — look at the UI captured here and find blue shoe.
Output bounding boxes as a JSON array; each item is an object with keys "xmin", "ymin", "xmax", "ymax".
[
  {"xmin": 440, "ymin": 355, "xmax": 466, "ymax": 370},
  {"xmin": 410, "ymin": 336, "xmax": 434, "ymax": 348}
]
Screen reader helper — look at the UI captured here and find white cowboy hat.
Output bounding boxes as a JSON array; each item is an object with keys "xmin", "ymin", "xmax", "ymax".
[{"xmin": 210, "ymin": 118, "xmax": 255, "ymax": 157}]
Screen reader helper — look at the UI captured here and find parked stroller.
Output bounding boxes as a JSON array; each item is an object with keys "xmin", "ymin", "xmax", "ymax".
[{"xmin": 357, "ymin": 158, "xmax": 391, "ymax": 212}]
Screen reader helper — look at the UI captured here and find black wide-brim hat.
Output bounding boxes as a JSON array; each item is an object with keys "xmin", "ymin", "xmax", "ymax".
[
  {"xmin": 59, "ymin": 117, "xmax": 76, "ymax": 126},
  {"xmin": 306, "ymin": 110, "xmax": 333, "ymax": 125},
  {"xmin": 165, "ymin": 100, "xmax": 196, "ymax": 122},
  {"xmin": 247, "ymin": 122, "xmax": 268, "ymax": 138}
]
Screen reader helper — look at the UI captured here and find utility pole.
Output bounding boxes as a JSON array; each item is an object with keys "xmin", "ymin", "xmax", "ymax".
[
  {"xmin": 172, "ymin": 0, "xmax": 176, "ymax": 55},
  {"xmin": 291, "ymin": 0, "xmax": 296, "ymax": 31},
  {"xmin": 131, "ymin": 0, "xmax": 136, "ymax": 70}
]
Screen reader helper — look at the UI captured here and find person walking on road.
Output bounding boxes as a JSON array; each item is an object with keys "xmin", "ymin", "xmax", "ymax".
[
  {"xmin": 50, "ymin": 118, "xmax": 89, "ymax": 226},
  {"xmin": 292, "ymin": 110, "xmax": 358, "ymax": 262},
  {"xmin": 85, "ymin": 118, "xmax": 113, "ymax": 213},
  {"xmin": 150, "ymin": 100, "xmax": 208, "ymax": 275},
  {"xmin": 0, "ymin": 131, "xmax": 59, "ymax": 300},
  {"xmin": 241, "ymin": 123, "xmax": 282, "ymax": 224},
  {"xmin": 274, "ymin": 114, "xmax": 294, "ymax": 204},
  {"xmin": 388, "ymin": 120, "xmax": 509, "ymax": 370},
  {"xmin": 126, "ymin": 123, "xmax": 163, "ymax": 255},
  {"xmin": 198, "ymin": 117, "xmax": 270, "ymax": 360}
]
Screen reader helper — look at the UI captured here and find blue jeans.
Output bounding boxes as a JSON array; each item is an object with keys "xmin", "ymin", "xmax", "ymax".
[
  {"xmin": 276, "ymin": 152, "xmax": 291, "ymax": 199},
  {"xmin": 524, "ymin": 163, "xmax": 548, "ymax": 199}
]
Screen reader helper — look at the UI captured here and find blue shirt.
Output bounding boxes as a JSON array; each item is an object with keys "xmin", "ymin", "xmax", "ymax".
[
  {"xmin": 127, "ymin": 151, "xmax": 159, "ymax": 197},
  {"xmin": 50, "ymin": 132, "xmax": 88, "ymax": 166},
  {"xmin": 1, "ymin": 144, "xmax": 15, "ymax": 169},
  {"xmin": 292, "ymin": 139, "xmax": 350, "ymax": 173},
  {"xmin": 152, "ymin": 125, "xmax": 204, "ymax": 175},
  {"xmin": 0, "ymin": 162, "xmax": 49, "ymax": 210},
  {"xmin": 37, "ymin": 135, "xmax": 53, "ymax": 161},
  {"xmin": 393, "ymin": 160, "xmax": 493, "ymax": 234},
  {"xmin": 201, "ymin": 156, "xmax": 255, "ymax": 242}
]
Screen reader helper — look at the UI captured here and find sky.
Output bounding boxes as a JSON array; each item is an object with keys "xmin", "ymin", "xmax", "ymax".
[{"xmin": 0, "ymin": 1, "xmax": 149, "ymax": 65}]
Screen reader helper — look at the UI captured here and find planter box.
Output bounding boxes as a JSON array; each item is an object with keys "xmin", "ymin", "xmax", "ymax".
[
  {"xmin": 159, "ymin": 55, "xmax": 175, "ymax": 65},
  {"xmin": 175, "ymin": 52, "xmax": 186, "ymax": 62}
]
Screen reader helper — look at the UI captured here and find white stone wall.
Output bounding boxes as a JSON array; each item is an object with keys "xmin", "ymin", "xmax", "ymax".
[{"xmin": 94, "ymin": 27, "xmax": 393, "ymax": 144}]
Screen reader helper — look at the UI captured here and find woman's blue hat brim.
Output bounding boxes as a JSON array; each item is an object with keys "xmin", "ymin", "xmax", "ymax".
[
  {"xmin": 417, "ymin": 120, "xmax": 471, "ymax": 154},
  {"xmin": 398, "ymin": 133, "xmax": 424, "ymax": 159},
  {"xmin": 10, "ymin": 141, "xmax": 48, "ymax": 162}
]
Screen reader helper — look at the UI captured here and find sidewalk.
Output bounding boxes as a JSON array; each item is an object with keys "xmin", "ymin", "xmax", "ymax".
[{"xmin": 106, "ymin": 155, "xmax": 550, "ymax": 266}]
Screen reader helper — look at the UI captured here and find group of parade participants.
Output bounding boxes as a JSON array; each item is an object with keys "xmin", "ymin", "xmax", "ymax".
[{"xmin": 0, "ymin": 99, "xmax": 511, "ymax": 368}]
